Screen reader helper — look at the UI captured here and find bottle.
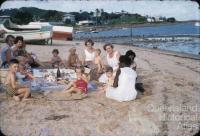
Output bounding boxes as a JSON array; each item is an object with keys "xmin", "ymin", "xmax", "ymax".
[{"xmin": 57, "ymin": 67, "xmax": 61, "ymax": 80}]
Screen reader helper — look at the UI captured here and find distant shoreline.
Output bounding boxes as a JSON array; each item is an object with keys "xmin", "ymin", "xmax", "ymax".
[{"xmin": 74, "ymin": 21, "xmax": 196, "ymax": 32}]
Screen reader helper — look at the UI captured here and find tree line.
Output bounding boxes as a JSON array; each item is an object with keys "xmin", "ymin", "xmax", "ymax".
[{"xmin": 0, "ymin": 7, "xmax": 176, "ymax": 25}]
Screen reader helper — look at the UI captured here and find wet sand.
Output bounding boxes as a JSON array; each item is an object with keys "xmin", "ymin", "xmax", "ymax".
[{"xmin": 0, "ymin": 40, "xmax": 200, "ymax": 136}]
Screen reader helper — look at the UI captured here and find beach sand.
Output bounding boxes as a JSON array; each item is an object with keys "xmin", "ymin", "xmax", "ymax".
[{"xmin": 0, "ymin": 40, "xmax": 200, "ymax": 136}]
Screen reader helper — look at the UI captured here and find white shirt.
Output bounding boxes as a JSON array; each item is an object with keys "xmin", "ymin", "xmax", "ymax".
[
  {"xmin": 98, "ymin": 73, "xmax": 108, "ymax": 83},
  {"xmin": 107, "ymin": 51, "xmax": 119, "ymax": 71},
  {"xmin": 84, "ymin": 49, "xmax": 95, "ymax": 61},
  {"xmin": 106, "ymin": 67, "xmax": 137, "ymax": 102}
]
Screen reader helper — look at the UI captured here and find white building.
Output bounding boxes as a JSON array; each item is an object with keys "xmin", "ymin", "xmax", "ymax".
[
  {"xmin": 155, "ymin": 16, "xmax": 164, "ymax": 22},
  {"xmin": 77, "ymin": 20, "xmax": 95, "ymax": 26},
  {"xmin": 63, "ymin": 14, "xmax": 75, "ymax": 24},
  {"xmin": 147, "ymin": 17, "xmax": 155, "ymax": 22}
]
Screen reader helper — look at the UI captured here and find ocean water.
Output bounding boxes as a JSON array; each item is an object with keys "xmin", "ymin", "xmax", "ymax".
[
  {"xmin": 133, "ymin": 39, "xmax": 200, "ymax": 55},
  {"xmin": 75, "ymin": 22, "xmax": 200, "ymax": 55}
]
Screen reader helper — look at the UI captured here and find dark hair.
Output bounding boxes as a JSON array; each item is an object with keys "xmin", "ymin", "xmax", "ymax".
[
  {"xmin": 105, "ymin": 66, "xmax": 113, "ymax": 73},
  {"xmin": 9, "ymin": 59, "xmax": 19, "ymax": 66},
  {"xmin": 75, "ymin": 66, "xmax": 85, "ymax": 73},
  {"xmin": 14, "ymin": 36, "xmax": 24, "ymax": 44},
  {"xmin": 103, "ymin": 43, "xmax": 114, "ymax": 51},
  {"xmin": 52, "ymin": 49, "xmax": 59, "ymax": 54},
  {"xmin": 125, "ymin": 50, "xmax": 136, "ymax": 59},
  {"xmin": 85, "ymin": 39, "xmax": 94, "ymax": 46},
  {"xmin": 119, "ymin": 55, "xmax": 131, "ymax": 67},
  {"xmin": 5, "ymin": 35, "xmax": 15, "ymax": 43}
]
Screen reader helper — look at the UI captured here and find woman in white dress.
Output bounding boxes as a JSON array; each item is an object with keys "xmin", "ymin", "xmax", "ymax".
[
  {"xmin": 106, "ymin": 55, "xmax": 137, "ymax": 102},
  {"xmin": 103, "ymin": 43, "xmax": 120, "ymax": 72},
  {"xmin": 83, "ymin": 39, "xmax": 95, "ymax": 66}
]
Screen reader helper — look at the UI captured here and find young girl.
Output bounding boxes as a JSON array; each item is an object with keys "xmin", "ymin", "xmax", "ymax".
[
  {"xmin": 50, "ymin": 49, "xmax": 64, "ymax": 68},
  {"xmin": 64, "ymin": 66, "xmax": 88, "ymax": 97},
  {"xmin": 4, "ymin": 59, "xmax": 31, "ymax": 101},
  {"xmin": 66, "ymin": 47, "xmax": 81, "ymax": 68},
  {"xmin": 12, "ymin": 36, "xmax": 25, "ymax": 57}
]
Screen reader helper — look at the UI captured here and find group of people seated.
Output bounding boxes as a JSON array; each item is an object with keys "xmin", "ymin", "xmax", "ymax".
[{"xmin": 0, "ymin": 35, "xmax": 141, "ymax": 102}]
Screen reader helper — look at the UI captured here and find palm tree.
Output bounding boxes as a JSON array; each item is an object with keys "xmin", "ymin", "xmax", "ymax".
[
  {"xmin": 95, "ymin": 8, "xmax": 101, "ymax": 25},
  {"xmin": 95, "ymin": 8, "xmax": 101, "ymax": 17}
]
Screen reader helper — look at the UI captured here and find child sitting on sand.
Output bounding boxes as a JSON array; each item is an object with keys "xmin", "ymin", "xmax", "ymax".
[
  {"xmin": 64, "ymin": 66, "xmax": 88, "ymax": 97},
  {"xmin": 93, "ymin": 48, "xmax": 104, "ymax": 73},
  {"xmin": 98, "ymin": 66, "xmax": 114, "ymax": 92},
  {"xmin": 89, "ymin": 48, "xmax": 104, "ymax": 81},
  {"xmin": 66, "ymin": 47, "xmax": 81, "ymax": 68},
  {"xmin": 16, "ymin": 63, "xmax": 34, "ymax": 84},
  {"xmin": 50, "ymin": 49, "xmax": 64, "ymax": 68},
  {"xmin": 16, "ymin": 56, "xmax": 34, "ymax": 83},
  {"xmin": 4, "ymin": 59, "xmax": 31, "ymax": 101}
]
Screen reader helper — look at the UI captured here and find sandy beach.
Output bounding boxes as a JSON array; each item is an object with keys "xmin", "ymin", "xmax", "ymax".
[{"xmin": 0, "ymin": 40, "xmax": 200, "ymax": 136}]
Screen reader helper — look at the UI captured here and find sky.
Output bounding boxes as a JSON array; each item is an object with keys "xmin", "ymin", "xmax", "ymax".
[{"xmin": 1, "ymin": 0, "xmax": 200, "ymax": 21}]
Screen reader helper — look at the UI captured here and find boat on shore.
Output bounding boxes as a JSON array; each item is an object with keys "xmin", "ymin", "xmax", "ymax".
[
  {"xmin": 0, "ymin": 16, "xmax": 53, "ymax": 44},
  {"xmin": 0, "ymin": 16, "xmax": 74, "ymax": 42},
  {"xmin": 52, "ymin": 26, "xmax": 73, "ymax": 41},
  {"xmin": 26, "ymin": 22, "xmax": 73, "ymax": 41}
]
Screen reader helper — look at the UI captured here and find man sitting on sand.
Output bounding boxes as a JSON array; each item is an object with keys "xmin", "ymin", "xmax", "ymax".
[{"xmin": 4, "ymin": 59, "xmax": 31, "ymax": 101}]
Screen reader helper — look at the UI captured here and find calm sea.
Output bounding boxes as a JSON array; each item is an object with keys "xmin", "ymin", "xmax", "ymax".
[{"xmin": 75, "ymin": 22, "xmax": 200, "ymax": 55}]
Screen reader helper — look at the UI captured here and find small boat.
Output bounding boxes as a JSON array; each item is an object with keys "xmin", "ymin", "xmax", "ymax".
[
  {"xmin": 22, "ymin": 22, "xmax": 74, "ymax": 41},
  {"xmin": 75, "ymin": 31, "xmax": 84, "ymax": 34},
  {"xmin": 195, "ymin": 22, "xmax": 200, "ymax": 27},
  {"xmin": 90, "ymin": 28, "xmax": 99, "ymax": 33},
  {"xmin": 0, "ymin": 16, "xmax": 53, "ymax": 44},
  {"xmin": 0, "ymin": 16, "xmax": 74, "ymax": 42},
  {"xmin": 52, "ymin": 26, "xmax": 73, "ymax": 41},
  {"xmin": 91, "ymin": 30, "xmax": 99, "ymax": 33}
]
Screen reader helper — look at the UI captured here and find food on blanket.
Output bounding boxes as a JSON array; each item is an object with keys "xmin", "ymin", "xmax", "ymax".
[{"xmin": 44, "ymin": 74, "xmax": 56, "ymax": 82}]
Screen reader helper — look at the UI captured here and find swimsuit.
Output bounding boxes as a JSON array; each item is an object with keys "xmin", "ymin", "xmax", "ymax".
[
  {"xmin": 4, "ymin": 85, "xmax": 17, "ymax": 97},
  {"xmin": 75, "ymin": 79, "xmax": 88, "ymax": 94}
]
